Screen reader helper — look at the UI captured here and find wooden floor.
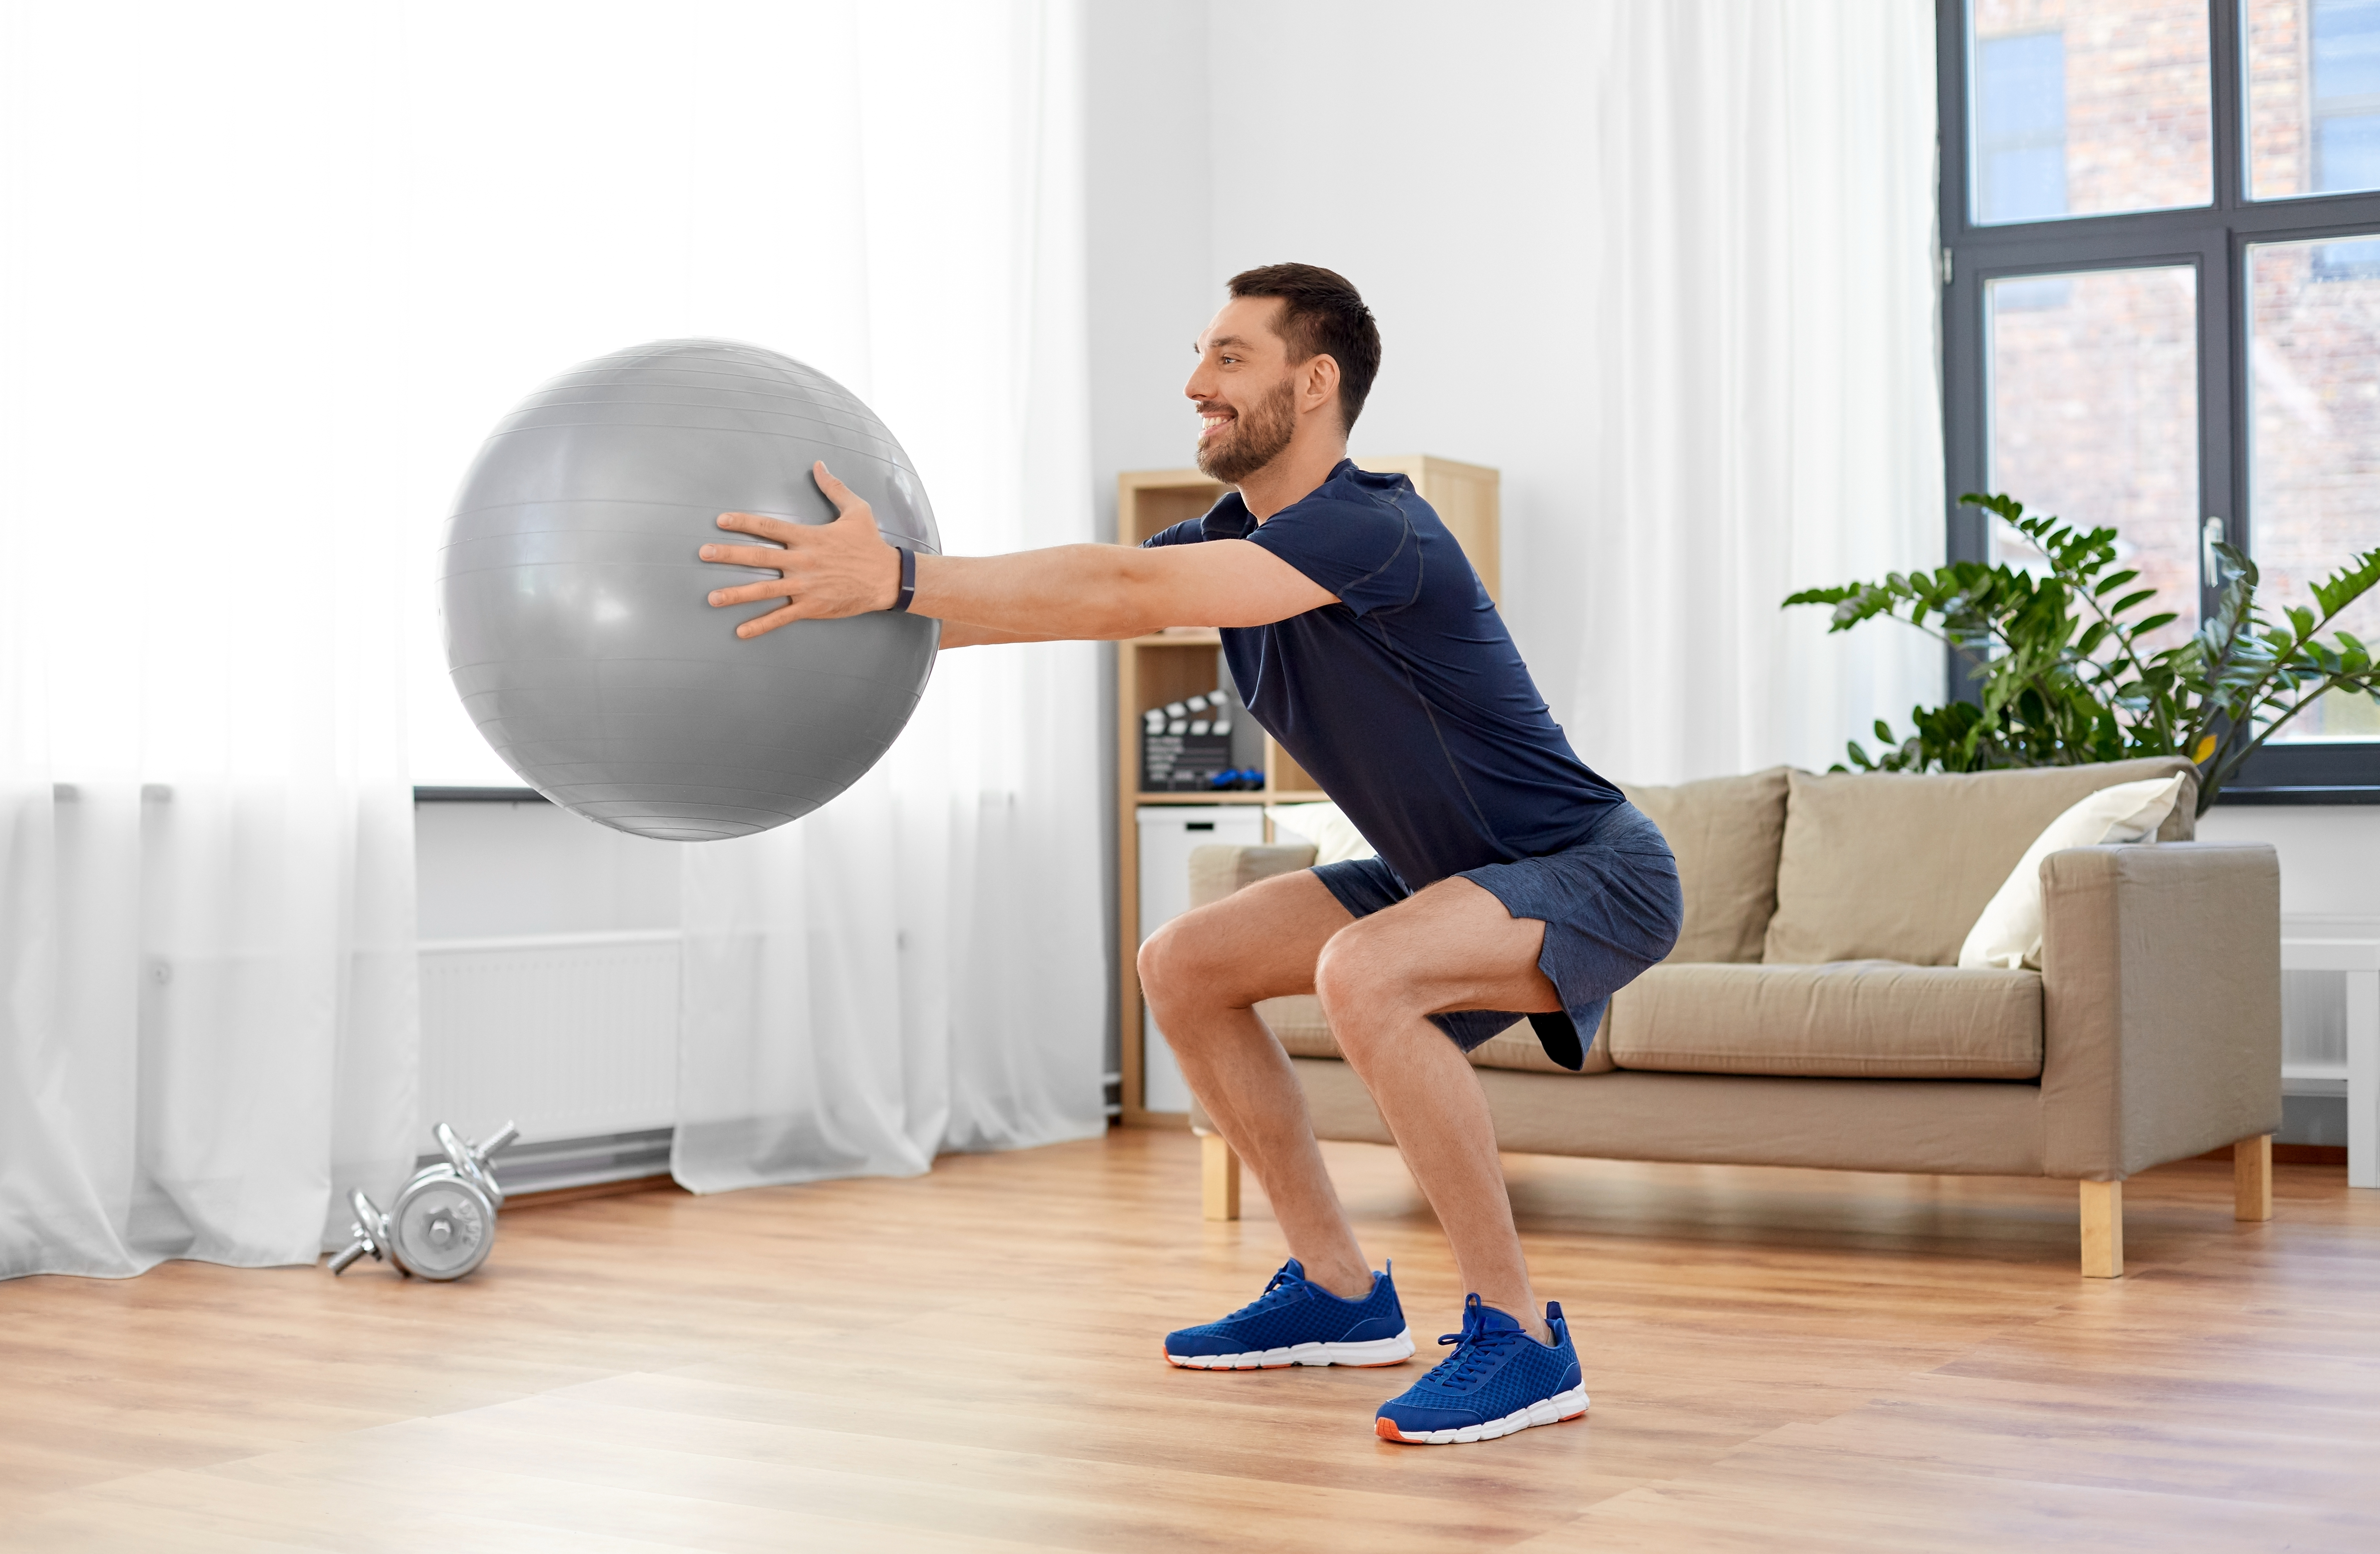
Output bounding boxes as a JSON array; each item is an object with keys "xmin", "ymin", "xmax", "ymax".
[{"xmin": 3, "ymin": 1131, "xmax": 2377, "ymax": 1553}]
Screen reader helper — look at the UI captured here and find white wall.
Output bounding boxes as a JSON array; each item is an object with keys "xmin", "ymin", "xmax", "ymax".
[
  {"xmin": 2200, "ymin": 802, "xmax": 2380, "ymax": 1149},
  {"xmin": 1084, "ymin": 2, "xmax": 1215, "ymax": 541},
  {"xmin": 1086, "ymin": 2, "xmax": 1613, "ymax": 716},
  {"xmin": 1083, "ymin": 3, "xmax": 1219, "ymax": 1088},
  {"xmin": 2198, "ymin": 805, "xmax": 2380, "ymax": 920},
  {"xmin": 1090, "ymin": 3, "xmax": 1941, "ymax": 771},
  {"xmin": 1193, "ymin": 2, "xmax": 1612, "ymax": 721},
  {"xmin": 415, "ymin": 801, "xmax": 678, "ymax": 942}
]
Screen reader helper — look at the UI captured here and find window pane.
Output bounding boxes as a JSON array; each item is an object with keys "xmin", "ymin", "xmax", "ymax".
[
  {"xmin": 2248, "ymin": 235, "xmax": 2380, "ymax": 741},
  {"xmin": 2247, "ymin": 0, "xmax": 2380, "ymax": 199},
  {"xmin": 1987, "ymin": 266, "xmax": 2201, "ymax": 654},
  {"xmin": 1970, "ymin": 1, "xmax": 2213, "ymax": 224}
]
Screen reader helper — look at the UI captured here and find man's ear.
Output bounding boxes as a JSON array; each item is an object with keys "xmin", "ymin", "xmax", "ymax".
[{"xmin": 1299, "ymin": 353, "xmax": 1342, "ymax": 419}]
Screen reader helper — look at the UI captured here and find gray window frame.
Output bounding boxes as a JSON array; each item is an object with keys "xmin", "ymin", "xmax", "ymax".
[{"xmin": 1939, "ymin": 0, "xmax": 2380, "ymax": 802}]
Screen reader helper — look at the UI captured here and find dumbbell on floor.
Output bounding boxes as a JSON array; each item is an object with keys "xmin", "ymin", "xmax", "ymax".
[{"xmin": 329, "ymin": 1120, "xmax": 519, "ymax": 1281}]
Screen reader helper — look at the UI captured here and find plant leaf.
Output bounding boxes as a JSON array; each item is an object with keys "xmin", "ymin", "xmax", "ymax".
[{"xmin": 2310, "ymin": 547, "xmax": 2380, "ymax": 620}]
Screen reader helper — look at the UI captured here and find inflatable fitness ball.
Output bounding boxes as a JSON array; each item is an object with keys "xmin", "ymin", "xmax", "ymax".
[{"xmin": 440, "ymin": 340, "xmax": 941, "ymax": 841}]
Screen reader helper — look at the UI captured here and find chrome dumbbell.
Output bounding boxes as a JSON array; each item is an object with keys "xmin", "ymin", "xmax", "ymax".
[
  {"xmin": 433, "ymin": 1118, "xmax": 517, "ymax": 1211},
  {"xmin": 329, "ymin": 1120, "xmax": 519, "ymax": 1281}
]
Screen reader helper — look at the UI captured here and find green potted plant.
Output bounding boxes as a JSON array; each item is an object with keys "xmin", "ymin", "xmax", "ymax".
[{"xmin": 1784, "ymin": 493, "xmax": 2380, "ymax": 814}]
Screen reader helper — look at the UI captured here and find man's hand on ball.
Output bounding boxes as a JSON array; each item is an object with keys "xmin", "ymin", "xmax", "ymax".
[{"xmin": 700, "ymin": 462, "xmax": 900, "ymax": 637}]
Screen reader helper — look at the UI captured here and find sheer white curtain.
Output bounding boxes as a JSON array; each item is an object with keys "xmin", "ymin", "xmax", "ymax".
[
  {"xmin": 2, "ymin": 0, "xmax": 1105, "ymax": 1275},
  {"xmin": 1567, "ymin": 0, "xmax": 1945, "ymax": 783},
  {"xmin": 0, "ymin": 6, "xmax": 419, "ymax": 1278},
  {"xmin": 673, "ymin": 2, "xmax": 1108, "ymax": 1191}
]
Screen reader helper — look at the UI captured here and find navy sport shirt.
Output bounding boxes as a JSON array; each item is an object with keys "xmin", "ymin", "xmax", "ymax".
[{"xmin": 1143, "ymin": 460, "xmax": 1623, "ymax": 890}]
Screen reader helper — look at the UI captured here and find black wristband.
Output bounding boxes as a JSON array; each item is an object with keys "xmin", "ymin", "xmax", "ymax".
[{"xmin": 888, "ymin": 545, "xmax": 917, "ymax": 613}]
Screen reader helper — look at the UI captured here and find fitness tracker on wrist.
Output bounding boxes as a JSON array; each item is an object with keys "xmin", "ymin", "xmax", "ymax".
[{"xmin": 888, "ymin": 545, "xmax": 917, "ymax": 613}]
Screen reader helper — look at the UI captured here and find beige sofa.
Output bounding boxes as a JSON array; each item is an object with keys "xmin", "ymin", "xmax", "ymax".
[{"xmin": 1184, "ymin": 758, "xmax": 2281, "ymax": 1276}]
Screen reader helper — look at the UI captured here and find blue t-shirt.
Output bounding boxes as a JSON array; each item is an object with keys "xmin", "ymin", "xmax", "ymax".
[{"xmin": 1144, "ymin": 461, "xmax": 1622, "ymax": 889}]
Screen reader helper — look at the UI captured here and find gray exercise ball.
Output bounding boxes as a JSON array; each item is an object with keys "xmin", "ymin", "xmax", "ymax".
[{"xmin": 440, "ymin": 339, "xmax": 941, "ymax": 841}]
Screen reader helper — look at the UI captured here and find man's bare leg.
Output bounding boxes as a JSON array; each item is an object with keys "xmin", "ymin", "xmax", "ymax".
[
  {"xmin": 1137, "ymin": 871, "xmax": 1373, "ymax": 1298},
  {"xmin": 1313, "ymin": 876, "xmax": 1562, "ymax": 1343}
]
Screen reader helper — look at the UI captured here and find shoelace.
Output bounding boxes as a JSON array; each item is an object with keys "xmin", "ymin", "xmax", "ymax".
[
  {"xmin": 1419, "ymin": 1294, "xmax": 1524, "ymax": 1389},
  {"xmin": 1220, "ymin": 1264, "xmax": 1310, "ymax": 1322}
]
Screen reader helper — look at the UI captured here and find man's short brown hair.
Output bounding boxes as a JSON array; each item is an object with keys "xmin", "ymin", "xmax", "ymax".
[{"xmin": 1226, "ymin": 263, "xmax": 1381, "ymax": 434}]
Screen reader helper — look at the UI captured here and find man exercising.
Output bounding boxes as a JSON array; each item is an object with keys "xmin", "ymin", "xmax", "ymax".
[{"xmin": 698, "ymin": 264, "xmax": 1682, "ymax": 1446}]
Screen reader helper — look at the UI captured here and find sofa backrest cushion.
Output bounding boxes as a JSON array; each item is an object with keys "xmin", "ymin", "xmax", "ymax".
[
  {"xmin": 1616, "ymin": 767, "xmax": 1791, "ymax": 963},
  {"xmin": 1762, "ymin": 758, "xmax": 2199, "ymax": 966}
]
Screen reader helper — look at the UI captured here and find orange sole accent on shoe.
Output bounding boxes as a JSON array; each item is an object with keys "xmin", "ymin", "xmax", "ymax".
[{"xmin": 1375, "ymin": 1417, "xmax": 1407, "ymax": 1441}]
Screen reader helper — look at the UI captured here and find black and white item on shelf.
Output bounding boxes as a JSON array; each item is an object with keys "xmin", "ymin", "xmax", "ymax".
[{"xmin": 1142, "ymin": 688, "xmax": 1238, "ymax": 792}]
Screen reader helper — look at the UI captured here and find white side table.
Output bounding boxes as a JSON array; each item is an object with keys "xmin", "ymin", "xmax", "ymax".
[{"xmin": 2281, "ymin": 922, "xmax": 2380, "ymax": 1190}]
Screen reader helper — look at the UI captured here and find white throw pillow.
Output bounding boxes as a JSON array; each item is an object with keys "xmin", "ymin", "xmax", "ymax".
[
  {"xmin": 1265, "ymin": 801, "xmax": 1377, "ymax": 864},
  {"xmin": 1956, "ymin": 774, "xmax": 2186, "ymax": 971}
]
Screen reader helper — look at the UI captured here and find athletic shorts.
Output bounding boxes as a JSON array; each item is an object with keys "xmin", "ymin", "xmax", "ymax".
[{"xmin": 1310, "ymin": 800, "xmax": 1684, "ymax": 1070}]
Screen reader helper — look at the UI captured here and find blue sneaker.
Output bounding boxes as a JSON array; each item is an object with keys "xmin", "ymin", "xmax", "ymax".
[
  {"xmin": 1374, "ymin": 1295, "xmax": 1587, "ymax": 1444},
  {"xmin": 1164, "ymin": 1259, "xmax": 1414, "ymax": 1370}
]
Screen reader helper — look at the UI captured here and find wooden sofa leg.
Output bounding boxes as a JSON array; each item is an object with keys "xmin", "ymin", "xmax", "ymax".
[
  {"xmin": 2235, "ymin": 1133, "xmax": 2274, "ymax": 1222},
  {"xmin": 2079, "ymin": 1180, "xmax": 2123, "ymax": 1278},
  {"xmin": 1201, "ymin": 1132, "xmax": 1241, "ymax": 1222}
]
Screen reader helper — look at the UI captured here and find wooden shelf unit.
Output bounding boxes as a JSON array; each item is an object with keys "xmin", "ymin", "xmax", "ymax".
[{"xmin": 1113, "ymin": 457, "xmax": 1500, "ymax": 1126}]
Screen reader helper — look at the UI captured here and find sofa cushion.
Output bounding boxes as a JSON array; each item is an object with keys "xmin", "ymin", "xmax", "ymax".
[
  {"xmin": 1959, "ymin": 774, "xmax": 2186, "ymax": 970},
  {"xmin": 1254, "ymin": 996, "xmax": 1618, "ymax": 1075},
  {"xmin": 1465, "ymin": 1013, "xmax": 1617, "ymax": 1075},
  {"xmin": 1762, "ymin": 758, "xmax": 2198, "ymax": 966},
  {"xmin": 1255, "ymin": 995, "xmax": 1341, "ymax": 1058},
  {"xmin": 1188, "ymin": 842, "xmax": 1317, "ymax": 910},
  {"xmin": 1607, "ymin": 961, "xmax": 2043, "ymax": 1079},
  {"xmin": 1616, "ymin": 767, "xmax": 1789, "ymax": 963}
]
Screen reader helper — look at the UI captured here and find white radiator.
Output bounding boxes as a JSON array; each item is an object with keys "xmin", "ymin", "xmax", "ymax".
[
  {"xmin": 2283, "ymin": 969, "xmax": 2348, "ymax": 1081},
  {"xmin": 418, "ymin": 931, "xmax": 680, "ymax": 1159}
]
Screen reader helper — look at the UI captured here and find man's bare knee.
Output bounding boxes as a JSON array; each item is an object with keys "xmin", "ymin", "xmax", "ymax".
[
  {"xmin": 1137, "ymin": 917, "xmax": 1198, "ymax": 1008},
  {"xmin": 1140, "ymin": 911, "xmax": 1243, "ymax": 1019},
  {"xmin": 1313, "ymin": 927, "xmax": 1420, "ymax": 1060}
]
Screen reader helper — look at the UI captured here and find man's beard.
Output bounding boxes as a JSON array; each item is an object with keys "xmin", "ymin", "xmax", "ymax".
[{"xmin": 1195, "ymin": 378, "xmax": 1298, "ymax": 484}]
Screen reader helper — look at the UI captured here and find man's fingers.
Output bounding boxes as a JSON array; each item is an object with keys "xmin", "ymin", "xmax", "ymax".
[
  {"xmin": 706, "ymin": 579, "xmax": 793, "ymax": 608},
  {"xmin": 812, "ymin": 461, "xmax": 868, "ymax": 519},
  {"xmin": 699, "ymin": 541, "xmax": 794, "ymax": 571},
  {"xmin": 715, "ymin": 510, "xmax": 800, "ymax": 542},
  {"xmin": 704, "ymin": 479, "xmax": 875, "ymax": 635},
  {"xmin": 734, "ymin": 601, "xmax": 805, "ymax": 639}
]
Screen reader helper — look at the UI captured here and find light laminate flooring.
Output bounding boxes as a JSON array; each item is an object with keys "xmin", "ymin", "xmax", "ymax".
[{"xmin": 2, "ymin": 1130, "xmax": 2376, "ymax": 1552}]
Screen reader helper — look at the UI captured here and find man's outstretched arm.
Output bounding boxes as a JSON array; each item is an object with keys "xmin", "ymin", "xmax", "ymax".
[
  {"xmin": 934, "ymin": 621, "xmax": 1064, "ymax": 649},
  {"xmin": 699, "ymin": 463, "xmax": 1334, "ymax": 643}
]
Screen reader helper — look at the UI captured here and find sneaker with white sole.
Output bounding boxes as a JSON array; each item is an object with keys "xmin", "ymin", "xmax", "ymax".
[
  {"xmin": 1373, "ymin": 1293, "xmax": 1587, "ymax": 1444},
  {"xmin": 1163, "ymin": 1259, "xmax": 1413, "ymax": 1370}
]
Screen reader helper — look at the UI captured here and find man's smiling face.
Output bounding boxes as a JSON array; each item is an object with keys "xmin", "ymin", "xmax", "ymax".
[{"xmin": 1186, "ymin": 295, "xmax": 1301, "ymax": 485}]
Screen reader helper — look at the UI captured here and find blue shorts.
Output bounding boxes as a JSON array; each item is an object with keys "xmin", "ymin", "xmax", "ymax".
[{"xmin": 1310, "ymin": 801, "xmax": 1684, "ymax": 1070}]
